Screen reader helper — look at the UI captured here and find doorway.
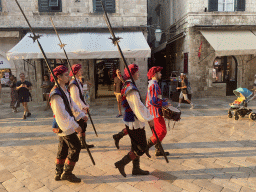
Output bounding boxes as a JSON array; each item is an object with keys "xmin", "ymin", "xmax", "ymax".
[
  {"xmin": 95, "ymin": 59, "xmax": 119, "ymax": 98},
  {"xmin": 212, "ymin": 56, "xmax": 238, "ymax": 96},
  {"xmin": 226, "ymin": 56, "xmax": 238, "ymax": 96}
]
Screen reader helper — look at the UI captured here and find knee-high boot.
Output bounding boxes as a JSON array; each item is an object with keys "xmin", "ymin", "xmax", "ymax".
[
  {"xmin": 132, "ymin": 156, "xmax": 149, "ymax": 175},
  {"xmin": 114, "ymin": 153, "xmax": 132, "ymax": 177},
  {"xmin": 55, "ymin": 159, "xmax": 65, "ymax": 181},
  {"xmin": 145, "ymin": 138, "xmax": 155, "ymax": 158},
  {"xmin": 61, "ymin": 162, "xmax": 81, "ymax": 183},
  {"xmin": 113, "ymin": 128, "xmax": 128, "ymax": 149},
  {"xmin": 55, "ymin": 164, "xmax": 64, "ymax": 181},
  {"xmin": 155, "ymin": 142, "xmax": 170, "ymax": 156},
  {"xmin": 79, "ymin": 133, "xmax": 94, "ymax": 149}
]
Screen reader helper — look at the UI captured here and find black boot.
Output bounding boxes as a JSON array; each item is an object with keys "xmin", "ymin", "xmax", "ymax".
[
  {"xmin": 132, "ymin": 157, "xmax": 149, "ymax": 176},
  {"xmin": 55, "ymin": 164, "xmax": 64, "ymax": 181},
  {"xmin": 79, "ymin": 135, "xmax": 94, "ymax": 149},
  {"xmin": 113, "ymin": 129, "xmax": 126, "ymax": 149},
  {"xmin": 145, "ymin": 138, "xmax": 155, "ymax": 158},
  {"xmin": 114, "ymin": 154, "xmax": 132, "ymax": 177},
  {"xmin": 155, "ymin": 142, "xmax": 170, "ymax": 156},
  {"xmin": 61, "ymin": 164, "xmax": 81, "ymax": 183}
]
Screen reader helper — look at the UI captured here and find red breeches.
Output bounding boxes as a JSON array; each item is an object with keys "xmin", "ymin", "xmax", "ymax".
[{"xmin": 150, "ymin": 116, "xmax": 167, "ymax": 144}]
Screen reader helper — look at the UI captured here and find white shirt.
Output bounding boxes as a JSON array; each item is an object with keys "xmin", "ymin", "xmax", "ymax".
[
  {"xmin": 51, "ymin": 86, "xmax": 86, "ymax": 136},
  {"xmin": 69, "ymin": 78, "xmax": 89, "ymax": 114},
  {"xmin": 124, "ymin": 89, "xmax": 153, "ymax": 129}
]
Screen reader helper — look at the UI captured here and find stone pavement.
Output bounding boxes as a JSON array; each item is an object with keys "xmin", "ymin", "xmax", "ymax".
[{"xmin": 1, "ymin": 97, "xmax": 256, "ymax": 191}]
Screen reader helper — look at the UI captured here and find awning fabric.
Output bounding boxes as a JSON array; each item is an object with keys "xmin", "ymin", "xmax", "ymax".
[
  {"xmin": 0, "ymin": 31, "xmax": 19, "ymax": 38},
  {"xmin": 200, "ymin": 30, "xmax": 256, "ymax": 56},
  {"xmin": 0, "ymin": 55, "xmax": 11, "ymax": 69},
  {"xmin": 7, "ymin": 32, "xmax": 151, "ymax": 60}
]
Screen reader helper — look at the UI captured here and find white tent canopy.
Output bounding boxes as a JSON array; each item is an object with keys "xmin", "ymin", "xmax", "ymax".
[
  {"xmin": 200, "ymin": 30, "xmax": 256, "ymax": 56},
  {"xmin": 0, "ymin": 55, "xmax": 11, "ymax": 69},
  {"xmin": 7, "ymin": 32, "xmax": 151, "ymax": 60}
]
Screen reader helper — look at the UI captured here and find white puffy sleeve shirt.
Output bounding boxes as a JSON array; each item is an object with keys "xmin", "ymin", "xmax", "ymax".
[
  {"xmin": 125, "ymin": 90, "xmax": 154, "ymax": 129},
  {"xmin": 51, "ymin": 88, "xmax": 86, "ymax": 136},
  {"xmin": 69, "ymin": 79, "xmax": 89, "ymax": 113}
]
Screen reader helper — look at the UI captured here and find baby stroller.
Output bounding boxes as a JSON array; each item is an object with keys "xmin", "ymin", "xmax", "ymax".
[{"xmin": 228, "ymin": 88, "xmax": 256, "ymax": 120}]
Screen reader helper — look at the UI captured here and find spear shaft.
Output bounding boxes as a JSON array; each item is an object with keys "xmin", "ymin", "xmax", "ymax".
[
  {"xmin": 100, "ymin": 0, "xmax": 169, "ymax": 163},
  {"xmin": 14, "ymin": 0, "xmax": 95, "ymax": 165},
  {"xmin": 50, "ymin": 17, "xmax": 98, "ymax": 138}
]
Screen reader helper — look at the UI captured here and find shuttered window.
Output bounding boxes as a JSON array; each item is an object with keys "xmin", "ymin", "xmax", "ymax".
[
  {"xmin": 93, "ymin": 0, "xmax": 115, "ymax": 13},
  {"xmin": 49, "ymin": 0, "xmax": 58, "ymax": 7},
  {"xmin": 208, "ymin": 0, "xmax": 218, "ymax": 11},
  {"xmin": 39, "ymin": 0, "xmax": 62, "ymax": 12},
  {"xmin": 208, "ymin": 0, "xmax": 245, "ymax": 12},
  {"xmin": 236, "ymin": 0, "xmax": 245, "ymax": 11}
]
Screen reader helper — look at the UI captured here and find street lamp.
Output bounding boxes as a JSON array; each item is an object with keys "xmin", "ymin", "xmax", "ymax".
[{"xmin": 155, "ymin": 26, "xmax": 162, "ymax": 42}]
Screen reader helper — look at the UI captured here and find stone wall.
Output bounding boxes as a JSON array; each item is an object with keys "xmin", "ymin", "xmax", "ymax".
[
  {"xmin": 1, "ymin": 0, "xmax": 147, "ymax": 28},
  {"xmin": 186, "ymin": 27, "xmax": 256, "ymax": 97}
]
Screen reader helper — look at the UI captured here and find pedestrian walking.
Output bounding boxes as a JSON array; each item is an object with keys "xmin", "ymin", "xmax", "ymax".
[
  {"xmin": 9, "ymin": 75, "xmax": 20, "ymax": 112},
  {"xmin": 146, "ymin": 66, "xmax": 170, "ymax": 156},
  {"xmin": 16, "ymin": 73, "xmax": 32, "ymax": 119},
  {"xmin": 41, "ymin": 74, "xmax": 52, "ymax": 111},
  {"xmin": 50, "ymin": 65, "xmax": 88, "ymax": 183},
  {"xmin": 177, "ymin": 73, "xmax": 194, "ymax": 109},
  {"xmin": 114, "ymin": 64, "xmax": 154, "ymax": 177},
  {"xmin": 113, "ymin": 69, "xmax": 124, "ymax": 118},
  {"xmin": 69, "ymin": 64, "xmax": 94, "ymax": 149}
]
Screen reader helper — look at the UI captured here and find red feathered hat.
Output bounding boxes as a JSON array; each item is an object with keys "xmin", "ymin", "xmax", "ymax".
[
  {"xmin": 124, "ymin": 64, "xmax": 139, "ymax": 80},
  {"xmin": 50, "ymin": 65, "xmax": 68, "ymax": 82},
  {"xmin": 147, "ymin": 66, "xmax": 163, "ymax": 80},
  {"xmin": 69, "ymin": 64, "xmax": 82, "ymax": 77}
]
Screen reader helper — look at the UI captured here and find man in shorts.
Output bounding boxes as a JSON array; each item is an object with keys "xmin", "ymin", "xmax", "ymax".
[
  {"xmin": 177, "ymin": 73, "xmax": 194, "ymax": 109},
  {"xmin": 114, "ymin": 69, "xmax": 124, "ymax": 118}
]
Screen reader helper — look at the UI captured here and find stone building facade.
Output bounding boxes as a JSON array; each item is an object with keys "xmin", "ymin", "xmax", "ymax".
[
  {"xmin": 0, "ymin": 0, "xmax": 149, "ymax": 103},
  {"xmin": 148, "ymin": 0, "xmax": 256, "ymax": 97}
]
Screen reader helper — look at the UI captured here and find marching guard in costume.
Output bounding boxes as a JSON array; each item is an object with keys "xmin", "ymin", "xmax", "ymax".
[
  {"xmin": 69, "ymin": 64, "xmax": 94, "ymax": 149},
  {"xmin": 146, "ymin": 66, "xmax": 170, "ymax": 156},
  {"xmin": 114, "ymin": 64, "xmax": 154, "ymax": 177},
  {"xmin": 50, "ymin": 65, "xmax": 88, "ymax": 183}
]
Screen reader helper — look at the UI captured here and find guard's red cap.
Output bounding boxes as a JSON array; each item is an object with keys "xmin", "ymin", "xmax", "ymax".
[
  {"xmin": 50, "ymin": 65, "xmax": 68, "ymax": 82},
  {"xmin": 69, "ymin": 64, "xmax": 82, "ymax": 77},
  {"xmin": 124, "ymin": 64, "xmax": 139, "ymax": 80},
  {"xmin": 147, "ymin": 66, "xmax": 163, "ymax": 80}
]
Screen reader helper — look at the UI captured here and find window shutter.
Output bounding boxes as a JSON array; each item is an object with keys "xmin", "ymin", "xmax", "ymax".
[
  {"xmin": 93, "ymin": 0, "xmax": 103, "ymax": 12},
  {"xmin": 94, "ymin": 0, "xmax": 115, "ymax": 13},
  {"xmin": 39, "ymin": 0, "xmax": 49, "ymax": 12},
  {"xmin": 0, "ymin": 0, "xmax": 2, "ymax": 12},
  {"xmin": 237, "ymin": 0, "xmax": 245, "ymax": 11},
  {"xmin": 49, "ymin": 0, "xmax": 58, "ymax": 7},
  {"xmin": 208, "ymin": 0, "xmax": 218, "ymax": 11},
  {"xmin": 105, "ymin": 0, "xmax": 115, "ymax": 13}
]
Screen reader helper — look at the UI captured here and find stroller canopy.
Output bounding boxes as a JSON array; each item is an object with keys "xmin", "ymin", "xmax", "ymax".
[{"xmin": 233, "ymin": 88, "xmax": 253, "ymax": 98}]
